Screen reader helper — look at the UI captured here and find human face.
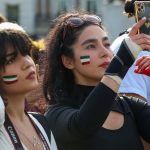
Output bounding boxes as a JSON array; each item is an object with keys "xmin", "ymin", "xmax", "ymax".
[
  {"xmin": 70, "ymin": 25, "xmax": 113, "ymax": 85},
  {"xmin": 0, "ymin": 46, "xmax": 39, "ymax": 96}
]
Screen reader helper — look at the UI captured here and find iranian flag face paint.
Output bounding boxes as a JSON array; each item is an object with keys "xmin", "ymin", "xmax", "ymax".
[
  {"xmin": 80, "ymin": 55, "xmax": 90, "ymax": 65},
  {"xmin": 2, "ymin": 75, "xmax": 18, "ymax": 84}
]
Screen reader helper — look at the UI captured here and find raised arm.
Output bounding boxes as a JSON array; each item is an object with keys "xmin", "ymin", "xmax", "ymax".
[{"xmin": 104, "ymin": 17, "xmax": 146, "ymax": 92}]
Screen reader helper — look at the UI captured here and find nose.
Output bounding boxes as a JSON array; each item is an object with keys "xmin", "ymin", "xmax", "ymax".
[
  {"xmin": 100, "ymin": 46, "xmax": 112, "ymax": 59},
  {"xmin": 21, "ymin": 55, "xmax": 34, "ymax": 70}
]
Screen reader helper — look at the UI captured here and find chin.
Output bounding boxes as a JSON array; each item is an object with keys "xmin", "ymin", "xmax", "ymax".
[{"xmin": 28, "ymin": 83, "xmax": 39, "ymax": 91}]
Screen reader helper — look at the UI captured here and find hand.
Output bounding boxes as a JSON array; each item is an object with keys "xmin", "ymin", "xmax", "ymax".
[
  {"xmin": 134, "ymin": 68, "xmax": 150, "ymax": 76},
  {"xmin": 128, "ymin": 17, "xmax": 150, "ymax": 51},
  {"xmin": 134, "ymin": 56, "xmax": 150, "ymax": 76},
  {"xmin": 130, "ymin": 34, "xmax": 150, "ymax": 51},
  {"xmin": 105, "ymin": 17, "xmax": 146, "ymax": 85}
]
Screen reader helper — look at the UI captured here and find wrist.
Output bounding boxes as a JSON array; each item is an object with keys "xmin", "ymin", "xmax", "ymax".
[{"xmin": 101, "ymin": 76, "xmax": 120, "ymax": 93}]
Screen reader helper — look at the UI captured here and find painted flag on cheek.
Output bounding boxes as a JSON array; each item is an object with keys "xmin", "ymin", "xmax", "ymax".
[
  {"xmin": 3, "ymin": 75, "xmax": 18, "ymax": 84},
  {"xmin": 80, "ymin": 56, "xmax": 90, "ymax": 65}
]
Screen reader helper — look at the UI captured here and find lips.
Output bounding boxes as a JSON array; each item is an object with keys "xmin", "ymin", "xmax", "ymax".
[
  {"xmin": 25, "ymin": 71, "xmax": 35, "ymax": 80},
  {"xmin": 99, "ymin": 62, "xmax": 110, "ymax": 69}
]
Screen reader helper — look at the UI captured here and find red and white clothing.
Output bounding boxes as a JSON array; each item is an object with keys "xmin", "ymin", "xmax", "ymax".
[
  {"xmin": 118, "ymin": 51, "xmax": 150, "ymax": 104},
  {"xmin": 111, "ymin": 34, "xmax": 150, "ymax": 104}
]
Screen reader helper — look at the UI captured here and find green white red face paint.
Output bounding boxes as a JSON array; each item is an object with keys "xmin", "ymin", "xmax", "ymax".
[
  {"xmin": 2, "ymin": 75, "xmax": 18, "ymax": 84},
  {"xmin": 80, "ymin": 55, "xmax": 90, "ymax": 65}
]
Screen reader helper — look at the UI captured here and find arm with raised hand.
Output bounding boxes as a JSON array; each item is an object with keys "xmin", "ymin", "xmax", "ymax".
[{"xmin": 102, "ymin": 17, "xmax": 146, "ymax": 92}]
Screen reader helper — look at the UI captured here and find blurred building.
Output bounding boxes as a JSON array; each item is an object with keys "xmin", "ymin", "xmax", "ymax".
[{"xmin": 0, "ymin": 0, "xmax": 134, "ymax": 41}]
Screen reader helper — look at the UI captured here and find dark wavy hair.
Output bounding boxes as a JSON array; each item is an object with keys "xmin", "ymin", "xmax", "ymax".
[
  {"xmin": 0, "ymin": 30, "xmax": 33, "ymax": 71},
  {"xmin": 124, "ymin": 0, "xmax": 145, "ymax": 17},
  {"xmin": 43, "ymin": 11, "xmax": 104, "ymax": 105}
]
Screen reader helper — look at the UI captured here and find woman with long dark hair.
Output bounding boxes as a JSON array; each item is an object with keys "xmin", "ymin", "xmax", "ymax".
[
  {"xmin": 44, "ymin": 11, "xmax": 150, "ymax": 150},
  {"xmin": 0, "ymin": 22, "xmax": 57, "ymax": 150}
]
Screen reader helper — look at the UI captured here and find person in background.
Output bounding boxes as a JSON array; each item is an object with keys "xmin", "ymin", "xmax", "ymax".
[
  {"xmin": 0, "ymin": 22, "xmax": 57, "ymax": 150},
  {"xmin": 110, "ymin": 0, "xmax": 150, "ymax": 149},
  {"xmin": 44, "ymin": 10, "xmax": 150, "ymax": 150},
  {"xmin": 25, "ymin": 39, "xmax": 48, "ymax": 114},
  {"xmin": 111, "ymin": 0, "xmax": 150, "ymax": 103}
]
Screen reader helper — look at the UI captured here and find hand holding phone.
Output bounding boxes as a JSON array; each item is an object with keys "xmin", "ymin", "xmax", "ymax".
[{"xmin": 135, "ymin": 1, "xmax": 150, "ymax": 35}]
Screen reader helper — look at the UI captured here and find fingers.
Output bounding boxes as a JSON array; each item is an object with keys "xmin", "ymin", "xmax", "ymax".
[
  {"xmin": 135, "ymin": 56, "xmax": 145, "ymax": 66},
  {"xmin": 130, "ymin": 34, "xmax": 150, "ymax": 50},
  {"xmin": 135, "ymin": 56, "xmax": 150, "ymax": 71},
  {"xmin": 128, "ymin": 17, "xmax": 146, "ymax": 36},
  {"xmin": 134, "ymin": 68, "xmax": 150, "ymax": 76}
]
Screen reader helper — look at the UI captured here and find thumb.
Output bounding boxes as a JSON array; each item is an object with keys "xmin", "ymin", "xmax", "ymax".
[{"xmin": 129, "ymin": 17, "xmax": 146, "ymax": 36}]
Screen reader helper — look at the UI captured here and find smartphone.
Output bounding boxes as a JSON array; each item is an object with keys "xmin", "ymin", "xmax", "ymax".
[{"xmin": 134, "ymin": 1, "xmax": 150, "ymax": 35}]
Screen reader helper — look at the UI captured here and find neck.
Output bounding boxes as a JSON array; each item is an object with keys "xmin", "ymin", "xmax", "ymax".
[
  {"xmin": 5, "ymin": 95, "xmax": 26, "ymax": 121},
  {"xmin": 74, "ymin": 72, "xmax": 101, "ymax": 86}
]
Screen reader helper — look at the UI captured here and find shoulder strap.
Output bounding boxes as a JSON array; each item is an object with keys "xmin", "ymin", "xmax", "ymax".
[{"xmin": 28, "ymin": 112, "xmax": 51, "ymax": 142}]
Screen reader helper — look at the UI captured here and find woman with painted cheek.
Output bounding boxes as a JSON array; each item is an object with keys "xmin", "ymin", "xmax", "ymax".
[
  {"xmin": 70, "ymin": 27, "xmax": 113, "ymax": 85},
  {"xmin": 0, "ymin": 22, "xmax": 57, "ymax": 150},
  {"xmin": 1, "ymin": 52, "xmax": 38, "ymax": 94},
  {"xmin": 44, "ymin": 11, "xmax": 150, "ymax": 150}
]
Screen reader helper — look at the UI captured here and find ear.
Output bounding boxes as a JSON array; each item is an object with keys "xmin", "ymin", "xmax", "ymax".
[{"xmin": 61, "ymin": 54, "xmax": 74, "ymax": 69}]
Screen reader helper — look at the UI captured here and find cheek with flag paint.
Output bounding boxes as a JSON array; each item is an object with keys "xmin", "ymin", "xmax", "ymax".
[
  {"xmin": 3, "ymin": 75, "xmax": 18, "ymax": 84},
  {"xmin": 80, "ymin": 55, "xmax": 90, "ymax": 65}
]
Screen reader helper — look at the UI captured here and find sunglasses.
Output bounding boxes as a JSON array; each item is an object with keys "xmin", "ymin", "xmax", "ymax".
[{"xmin": 62, "ymin": 15, "xmax": 102, "ymax": 40}]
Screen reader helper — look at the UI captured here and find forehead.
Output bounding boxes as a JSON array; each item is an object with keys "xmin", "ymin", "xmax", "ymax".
[
  {"xmin": 77, "ymin": 25, "xmax": 107, "ymax": 44},
  {"xmin": 5, "ymin": 44, "xmax": 15, "ymax": 53}
]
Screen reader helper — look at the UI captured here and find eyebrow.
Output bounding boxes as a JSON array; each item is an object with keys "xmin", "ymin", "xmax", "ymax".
[
  {"xmin": 102, "ymin": 36, "xmax": 109, "ymax": 42},
  {"xmin": 81, "ymin": 36, "xmax": 109, "ymax": 46},
  {"xmin": 81, "ymin": 39, "xmax": 97, "ymax": 46},
  {"xmin": 6, "ymin": 52, "xmax": 15, "ymax": 57}
]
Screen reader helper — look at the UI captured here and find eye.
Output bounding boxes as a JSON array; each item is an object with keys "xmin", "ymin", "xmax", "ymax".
[
  {"xmin": 5, "ymin": 56, "xmax": 16, "ymax": 65},
  {"xmin": 86, "ymin": 44, "xmax": 96, "ymax": 50},
  {"xmin": 104, "ymin": 43, "xmax": 111, "ymax": 49}
]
